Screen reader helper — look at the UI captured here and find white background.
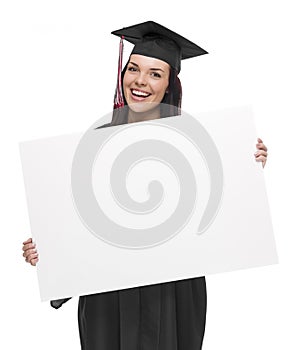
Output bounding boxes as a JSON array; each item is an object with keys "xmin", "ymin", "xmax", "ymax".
[{"xmin": 0, "ymin": 0, "xmax": 295, "ymax": 349}]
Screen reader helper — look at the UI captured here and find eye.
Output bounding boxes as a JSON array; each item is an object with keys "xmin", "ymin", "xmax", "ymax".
[
  {"xmin": 151, "ymin": 72, "xmax": 161, "ymax": 78},
  {"xmin": 127, "ymin": 66, "xmax": 138, "ymax": 72}
]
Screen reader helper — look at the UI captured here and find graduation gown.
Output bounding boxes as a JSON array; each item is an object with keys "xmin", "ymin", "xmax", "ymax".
[
  {"xmin": 77, "ymin": 277, "xmax": 206, "ymax": 350},
  {"xmin": 51, "ymin": 123, "xmax": 207, "ymax": 349}
]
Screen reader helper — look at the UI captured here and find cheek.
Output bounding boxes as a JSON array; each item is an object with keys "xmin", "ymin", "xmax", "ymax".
[
  {"xmin": 123, "ymin": 75, "xmax": 128, "ymax": 90},
  {"xmin": 153, "ymin": 80, "xmax": 169, "ymax": 98},
  {"xmin": 123, "ymin": 72, "xmax": 133, "ymax": 89}
]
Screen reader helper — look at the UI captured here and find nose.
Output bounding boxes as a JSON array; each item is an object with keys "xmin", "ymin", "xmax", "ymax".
[{"xmin": 135, "ymin": 72, "xmax": 147, "ymax": 86}]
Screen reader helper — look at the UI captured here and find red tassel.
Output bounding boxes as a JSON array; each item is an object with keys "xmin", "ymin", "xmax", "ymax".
[{"xmin": 113, "ymin": 36, "xmax": 125, "ymax": 109}]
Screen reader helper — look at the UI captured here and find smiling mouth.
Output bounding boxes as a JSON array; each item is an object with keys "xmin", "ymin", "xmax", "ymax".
[{"xmin": 131, "ymin": 89, "xmax": 151, "ymax": 98}]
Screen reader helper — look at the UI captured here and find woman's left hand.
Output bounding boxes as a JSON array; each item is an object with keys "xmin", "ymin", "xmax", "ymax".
[{"xmin": 254, "ymin": 138, "xmax": 268, "ymax": 168}]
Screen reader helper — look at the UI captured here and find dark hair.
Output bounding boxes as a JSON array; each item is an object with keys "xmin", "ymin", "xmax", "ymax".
[{"xmin": 110, "ymin": 61, "xmax": 182, "ymax": 126}]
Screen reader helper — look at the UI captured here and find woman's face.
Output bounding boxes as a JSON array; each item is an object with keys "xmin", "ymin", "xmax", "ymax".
[{"xmin": 123, "ymin": 54, "xmax": 170, "ymax": 115}]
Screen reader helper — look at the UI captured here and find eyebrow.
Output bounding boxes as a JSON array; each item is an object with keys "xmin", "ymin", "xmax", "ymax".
[{"xmin": 129, "ymin": 61, "xmax": 165, "ymax": 73}]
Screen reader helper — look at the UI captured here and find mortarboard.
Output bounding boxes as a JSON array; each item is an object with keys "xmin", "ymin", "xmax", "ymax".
[
  {"xmin": 111, "ymin": 21, "xmax": 208, "ymax": 73},
  {"xmin": 111, "ymin": 21, "xmax": 208, "ymax": 109}
]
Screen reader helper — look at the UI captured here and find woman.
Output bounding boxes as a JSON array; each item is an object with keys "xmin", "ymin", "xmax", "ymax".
[{"xmin": 22, "ymin": 21, "xmax": 268, "ymax": 350}]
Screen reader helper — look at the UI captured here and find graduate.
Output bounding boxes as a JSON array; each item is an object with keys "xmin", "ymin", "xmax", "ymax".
[{"xmin": 22, "ymin": 21, "xmax": 268, "ymax": 350}]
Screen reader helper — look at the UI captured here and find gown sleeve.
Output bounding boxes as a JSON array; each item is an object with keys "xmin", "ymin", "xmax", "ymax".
[{"xmin": 50, "ymin": 297, "xmax": 72, "ymax": 309}]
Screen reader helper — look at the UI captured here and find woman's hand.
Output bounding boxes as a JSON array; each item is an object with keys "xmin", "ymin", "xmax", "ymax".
[
  {"xmin": 254, "ymin": 138, "xmax": 268, "ymax": 168},
  {"xmin": 22, "ymin": 238, "xmax": 39, "ymax": 266}
]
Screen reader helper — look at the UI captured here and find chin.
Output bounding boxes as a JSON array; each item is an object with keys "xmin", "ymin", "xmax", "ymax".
[{"xmin": 128, "ymin": 101, "xmax": 160, "ymax": 114}]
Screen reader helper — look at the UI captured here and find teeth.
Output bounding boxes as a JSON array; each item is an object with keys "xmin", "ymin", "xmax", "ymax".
[{"xmin": 132, "ymin": 89, "xmax": 150, "ymax": 97}]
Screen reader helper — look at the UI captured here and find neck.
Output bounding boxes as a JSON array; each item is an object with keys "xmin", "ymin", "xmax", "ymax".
[{"xmin": 127, "ymin": 105, "xmax": 161, "ymax": 124}]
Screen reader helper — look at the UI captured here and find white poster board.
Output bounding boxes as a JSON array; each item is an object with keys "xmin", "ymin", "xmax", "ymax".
[{"xmin": 19, "ymin": 105, "xmax": 278, "ymax": 301}]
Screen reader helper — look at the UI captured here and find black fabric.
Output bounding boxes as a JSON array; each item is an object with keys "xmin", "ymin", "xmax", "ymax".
[
  {"xmin": 50, "ymin": 297, "xmax": 72, "ymax": 309},
  {"xmin": 78, "ymin": 277, "xmax": 207, "ymax": 350},
  {"xmin": 111, "ymin": 21, "xmax": 208, "ymax": 73}
]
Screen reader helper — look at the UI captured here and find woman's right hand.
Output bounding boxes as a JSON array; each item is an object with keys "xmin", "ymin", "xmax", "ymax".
[{"xmin": 22, "ymin": 238, "xmax": 39, "ymax": 266}]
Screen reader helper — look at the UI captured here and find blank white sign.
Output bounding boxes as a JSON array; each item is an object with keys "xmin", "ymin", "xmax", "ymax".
[{"xmin": 19, "ymin": 105, "xmax": 278, "ymax": 301}]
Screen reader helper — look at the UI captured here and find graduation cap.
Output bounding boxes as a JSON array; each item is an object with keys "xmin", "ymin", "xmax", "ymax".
[
  {"xmin": 112, "ymin": 21, "xmax": 208, "ymax": 73},
  {"xmin": 111, "ymin": 21, "xmax": 208, "ymax": 108}
]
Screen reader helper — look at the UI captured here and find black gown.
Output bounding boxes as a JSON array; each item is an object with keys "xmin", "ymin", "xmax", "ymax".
[
  {"xmin": 51, "ymin": 277, "xmax": 207, "ymax": 350},
  {"xmin": 77, "ymin": 277, "xmax": 207, "ymax": 350},
  {"xmin": 51, "ymin": 123, "xmax": 207, "ymax": 349}
]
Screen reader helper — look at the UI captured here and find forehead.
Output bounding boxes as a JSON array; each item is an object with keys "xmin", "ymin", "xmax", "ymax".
[{"xmin": 129, "ymin": 54, "xmax": 170, "ymax": 71}]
